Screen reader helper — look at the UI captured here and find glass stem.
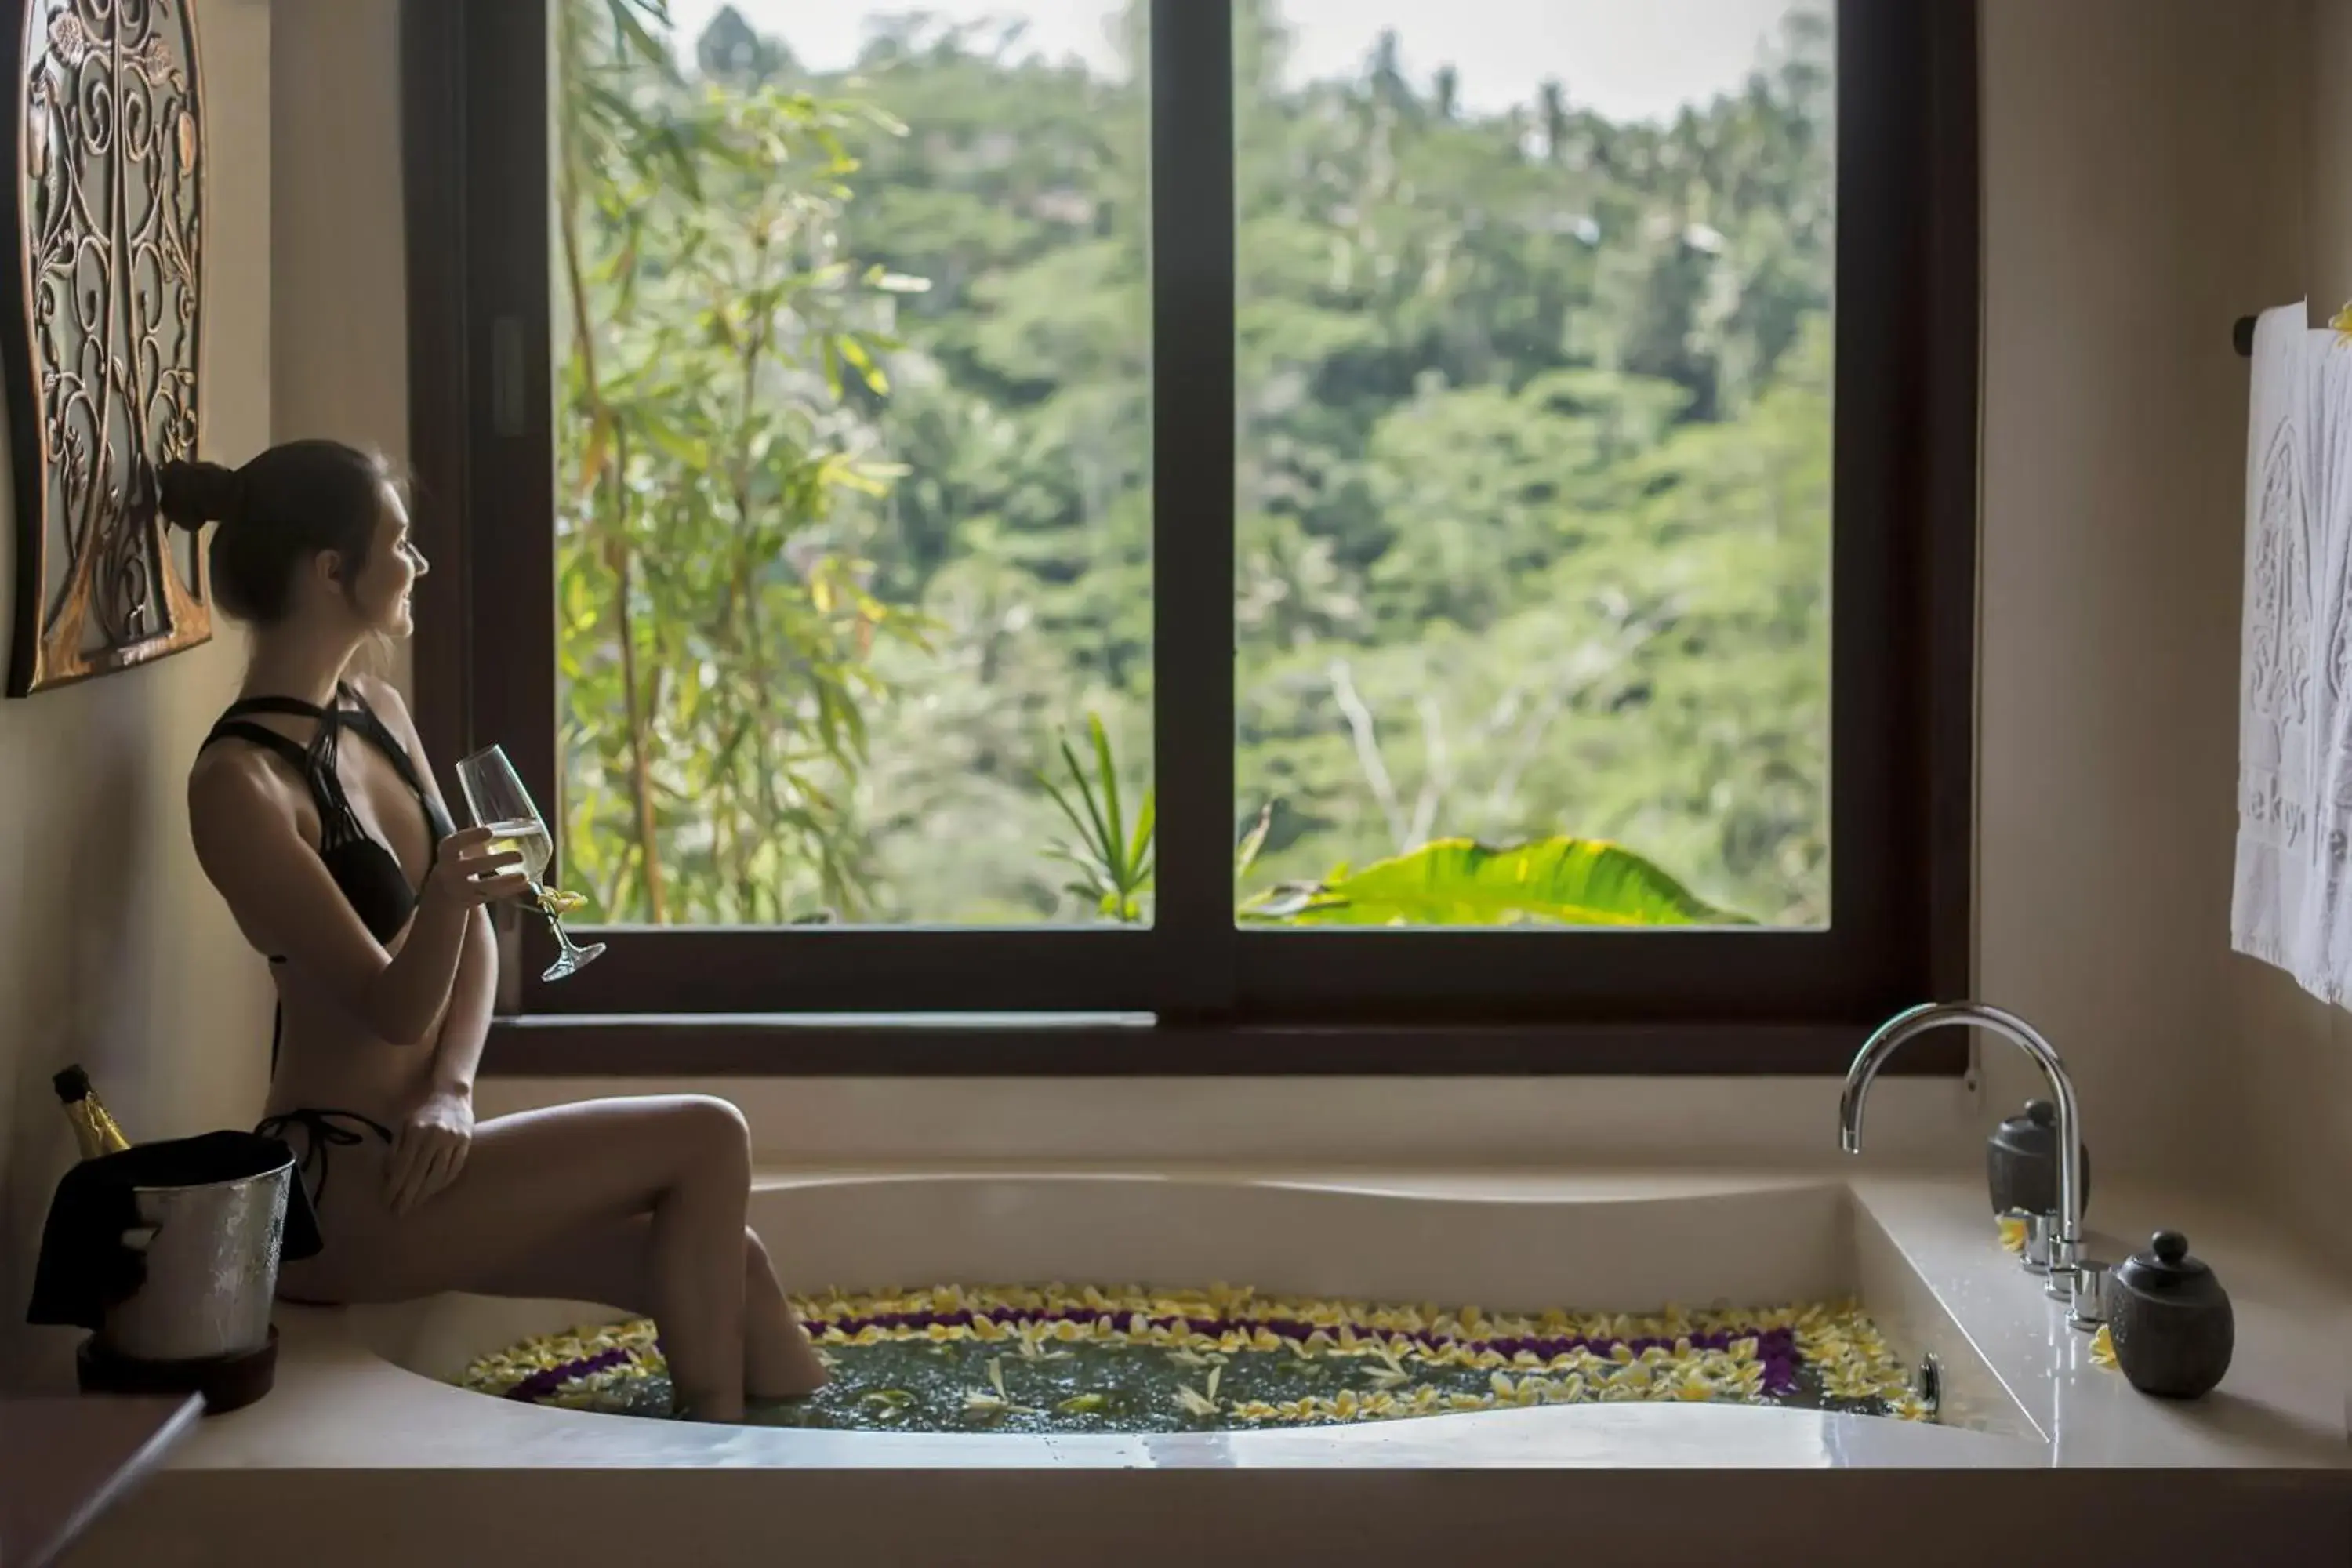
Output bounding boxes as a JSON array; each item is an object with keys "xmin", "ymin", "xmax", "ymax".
[
  {"xmin": 530, "ymin": 884, "xmax": 585, "ymax": 956},
  {"xmin": 548, "ymin": 912, "xmax": 586, "ymax": 958}
]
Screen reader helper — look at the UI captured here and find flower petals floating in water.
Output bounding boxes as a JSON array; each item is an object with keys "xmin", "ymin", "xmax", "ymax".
[{"xmin": 458, "ymin": 1284, "xmax": 1923, "ymax": 1431}]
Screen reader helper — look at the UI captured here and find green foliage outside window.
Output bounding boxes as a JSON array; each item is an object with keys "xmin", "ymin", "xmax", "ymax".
[{"xmin": 557, "ymin": 0, "xmax": 1833, "ymax": 929}]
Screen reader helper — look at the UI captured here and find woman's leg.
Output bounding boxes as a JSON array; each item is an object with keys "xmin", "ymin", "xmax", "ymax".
[
  {"xmin": 739, "ymin": 1229, "xmax": 829, "ymax": 1398},
  {"xmin": 471, "ymin": 1215, "xmax": 828, "ymax": 1399},
  {"xmin": 308, "ymin": 1095, "xmax": 760, "ymax": 1420}
]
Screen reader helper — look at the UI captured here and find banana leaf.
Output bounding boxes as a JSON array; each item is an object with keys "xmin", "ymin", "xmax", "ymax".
[{"xmin": 1240, "ymin": 837, "xmax": 1750, "ymax": 927}]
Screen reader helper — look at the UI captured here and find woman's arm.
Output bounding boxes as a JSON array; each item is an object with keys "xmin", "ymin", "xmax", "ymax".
[
  {"xmin": 386, "ymin": 904, "xmax": 496, "ymax": 1214},
  {"xmin": 429, "ymin": 908, "xmax": 498, "ymax": 1097},
  {"xmin": 353, "ymin": 676, "xmax": 504, "ymax": 1214},
  {"xmin": 188, "ymin": 762, "xmax": 521, "ymax": 1046},
  {"xmin": 351, "ymin": 674, "xmax": 498, "ymax": 1093}
]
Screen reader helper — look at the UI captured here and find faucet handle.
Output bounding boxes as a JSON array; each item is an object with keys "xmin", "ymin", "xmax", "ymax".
[
  {"xmin": 2025, "ymin": 1210, "xmax": 2084, "ymax": 1283},
  {"xmin": 2067, "ymin": 1261, "xmax": 2109, "ymax": 1330},
  {"xmin": 2022, "ymin": 1212, "xmax": 2055, "ymax": 1274}
]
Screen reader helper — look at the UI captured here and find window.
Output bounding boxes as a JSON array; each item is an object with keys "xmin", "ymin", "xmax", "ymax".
[
  {"xmin": 404, "ymin": 0, "xmax": 1976, "ymax": 1069},
  {"xmin": 553, "ymin": 3, "xmax": 1152, "ymax": 931}
]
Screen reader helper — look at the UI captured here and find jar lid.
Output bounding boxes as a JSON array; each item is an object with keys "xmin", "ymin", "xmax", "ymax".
[
  {"xmin": 1991, "ymin": 1099, "xmax": 2058, "ymax": 1154},
  {"xmin": 2115, "ymin": 1230, "xmax": 2213, "ymax": 1295}
]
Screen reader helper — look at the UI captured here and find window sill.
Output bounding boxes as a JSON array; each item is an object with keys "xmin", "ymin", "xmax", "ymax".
[{"xmin": 481, "ymin": 1015, "xmax": 1968, "ymax": 1077}]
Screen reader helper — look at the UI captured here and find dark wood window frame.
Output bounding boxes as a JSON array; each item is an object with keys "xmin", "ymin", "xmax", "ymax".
[{"xmin": 401, "ymin": 0, "xmax": 1979, "ymax": 1077}]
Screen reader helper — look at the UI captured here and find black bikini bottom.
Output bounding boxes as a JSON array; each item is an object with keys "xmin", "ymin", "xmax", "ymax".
[{"xmin": 254, "ymin": 1108, "xmax": 394, "ymax": 1210}]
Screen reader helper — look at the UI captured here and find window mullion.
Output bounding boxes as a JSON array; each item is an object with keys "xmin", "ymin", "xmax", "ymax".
[{"xmin": 1149, "ymin": 0, "xmax": 1239, "ymax": 1021}]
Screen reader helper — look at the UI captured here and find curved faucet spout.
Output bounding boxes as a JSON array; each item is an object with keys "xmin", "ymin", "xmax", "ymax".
[{"xmin": 1839, "ymin": 1001, "xmax": 2083, "ymax": 1254}]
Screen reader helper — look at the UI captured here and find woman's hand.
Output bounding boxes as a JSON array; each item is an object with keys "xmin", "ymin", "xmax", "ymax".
[
  {"xmin": 386, "ymin": 1087, "xmax": 475, "ymax": 1215},
  {"xmin": 420, "ymin": 826, "xmax": 532, "ymax": 915}
]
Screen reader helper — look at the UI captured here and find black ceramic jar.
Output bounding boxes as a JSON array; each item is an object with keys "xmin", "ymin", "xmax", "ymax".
[
  {"xmin": 2107, "ymin": 1231, "xmax": 2234, "ymax": 1399},
  {"xmin": 1986, "ymin": 1099, "xmax": 2091, "ymax": 1218}
]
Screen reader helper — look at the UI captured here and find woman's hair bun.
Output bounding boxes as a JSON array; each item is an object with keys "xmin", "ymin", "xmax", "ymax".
[{"xmin": 157, "ymin": 458, "xmax": 244, "ymax": 532}]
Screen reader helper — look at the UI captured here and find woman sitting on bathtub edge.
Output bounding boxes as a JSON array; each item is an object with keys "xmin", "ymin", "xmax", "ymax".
[{"xmin": 168, "ymin": 440, "xmax": 825, "ymax": 1422}]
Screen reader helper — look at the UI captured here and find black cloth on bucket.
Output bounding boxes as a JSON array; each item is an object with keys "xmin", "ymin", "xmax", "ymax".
[{"xmin": 26, "ymin": 1131, "xmax": 322, "ymax": 1332}]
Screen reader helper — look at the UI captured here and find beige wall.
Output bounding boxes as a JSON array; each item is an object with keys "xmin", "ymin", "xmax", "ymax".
[
  {"xmin": 270, "ymin": 0, "xmax": 405, "ymax": 463},
  {"xmin": 2232, "ymin": 0, "xmax": 2352, "ymax": 1275},
  {"xmin": 0, "ymin": 0, "xmax": 275, "ymax": 1387},
  {"xmin": 0, "ymin": 0, "xmax": 410, "ymax": 1389},
  {"xmin": 270, "ymin": 0, "xmax": 410, "ymax": 692},
  {"xmin": 1976, "ymin": 0, "xmax": 2309, "ymax": 1189},
  {"xmin": 1980, "ymin": 0, "xmax": 2352, "ymax": 1272}
]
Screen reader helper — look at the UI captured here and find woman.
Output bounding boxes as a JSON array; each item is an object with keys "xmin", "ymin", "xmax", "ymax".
[{"xmin": 168, "ymin": 441, "xmax": 825, "ymax": 1422}]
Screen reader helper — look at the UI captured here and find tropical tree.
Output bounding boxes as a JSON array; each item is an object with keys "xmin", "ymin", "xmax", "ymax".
[
  {"xmin": 556, "ymin": 0, "xmax": 927, "ymax": 922},
  {"xmin": 557, "ymin": 1, "xmax": 1838, "ymax": 928}
]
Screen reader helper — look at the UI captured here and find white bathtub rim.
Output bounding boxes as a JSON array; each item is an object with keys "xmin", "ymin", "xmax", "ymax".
[
  {"xmin": 160, "ymin": 1170, "xmax": 2352, "ymax": 1475},
  {"xmin": 742, "ymin": 1166, "xmax": 1841, "ymax": 1205},
  {"xmin": 201, "ymin": 1318, "xmax": 2046, "ymax": 1472}
]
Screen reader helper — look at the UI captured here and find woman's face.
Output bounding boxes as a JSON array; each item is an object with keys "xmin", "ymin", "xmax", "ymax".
[{"xmin": 343, "ymin": 484, "xmax": 428, "ymax": 638}]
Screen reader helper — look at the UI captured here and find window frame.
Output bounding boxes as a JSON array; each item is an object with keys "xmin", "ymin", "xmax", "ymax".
[{"xmin": 401, "ymin": 0, "xmax": 1979, "ymax": 1075}]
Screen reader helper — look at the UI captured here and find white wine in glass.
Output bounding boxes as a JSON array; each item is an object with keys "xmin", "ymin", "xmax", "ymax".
[
  {"xmin": 481, "ymin": 818, "xmax": 554, "ymax": 882},
  {"xmin": 455, "ymin": 745, "xmax": 604, "ymax": 982}
]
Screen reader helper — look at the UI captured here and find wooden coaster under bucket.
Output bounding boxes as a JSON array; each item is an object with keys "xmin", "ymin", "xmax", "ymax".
[{"xmin": 78, "ymin": 1326, "xmax": 280, "ymax": 1416}]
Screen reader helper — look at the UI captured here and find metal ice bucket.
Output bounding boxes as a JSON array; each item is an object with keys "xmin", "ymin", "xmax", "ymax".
[{"xmin": 95, "ymin": 1154, "xmax": 295, "ymax": 1363}]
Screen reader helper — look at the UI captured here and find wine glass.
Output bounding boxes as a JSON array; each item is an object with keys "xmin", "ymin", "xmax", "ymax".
[{"xmin": 455, "ymin": 745, "xmax": 606, "ymax": 982}]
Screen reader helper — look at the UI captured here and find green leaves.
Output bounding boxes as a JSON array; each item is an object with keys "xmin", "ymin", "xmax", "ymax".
[
  {"xmin": 1033, "ymin": 761, "xmax": 1744, "ymax": 929},
  {"xmin": 550, "ymin": 2, "xmax": 1837, "ymax": 929},
  {"xmin": 1233, "ymin": 800, "xmax": 1274, "ymax": 880},
  {"xmin": 554, "ymin": 0, "xmax": 934, "ymax": 924},
  {"xmin": 1240, "ymin": 837, "xmax": 1751, "ymax": 927},
  {"xmin": 1036, "ymin": 714, "xmax": 1155, "ymax": 924}
]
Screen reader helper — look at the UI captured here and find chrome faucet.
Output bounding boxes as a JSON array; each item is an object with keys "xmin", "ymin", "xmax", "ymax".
[{"xmin": 1840, "ymin": 1001, "xmax": 2107, "ymax": 1330}]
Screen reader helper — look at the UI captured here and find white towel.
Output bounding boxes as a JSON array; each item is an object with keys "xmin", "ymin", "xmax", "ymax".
[
  {"xmin": 2233, "ymin": 301, "xmax": 2352, "ymax": 1000},
  {"xmin": 2293, "ymin": 325, "xmax": 2352, "ymax": 994}
]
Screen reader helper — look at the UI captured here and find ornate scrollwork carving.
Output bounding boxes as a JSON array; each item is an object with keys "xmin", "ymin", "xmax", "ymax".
[{"xmin": 5, "ymin": 0, "xmax": 205, "ymax": 695}]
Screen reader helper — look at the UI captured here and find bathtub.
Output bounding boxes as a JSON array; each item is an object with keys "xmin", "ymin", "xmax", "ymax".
[
  {"xmin": 74, "ymin": 1171, "xmax": 2352, "ymax": 1568},
  {"xmin": 356, "ymin": 1172, "xmax": 2037, "ymax": 1457}
]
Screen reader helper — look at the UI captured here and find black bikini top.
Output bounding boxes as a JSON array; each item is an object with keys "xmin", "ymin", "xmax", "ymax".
[{"xmin": 201, "ymin": 683, "xmax": 454, "ymax": 947}]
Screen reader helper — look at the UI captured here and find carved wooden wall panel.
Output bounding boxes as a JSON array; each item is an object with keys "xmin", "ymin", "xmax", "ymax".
[{"xmin": 4, "ymin": 0, "xmax": 205, "ymax": 696}]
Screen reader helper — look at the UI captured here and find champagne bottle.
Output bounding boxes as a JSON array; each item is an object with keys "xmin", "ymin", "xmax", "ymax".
[{"xmin": 53, "ymin": 1065, "xmax": 131, "ymax": 1159}]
